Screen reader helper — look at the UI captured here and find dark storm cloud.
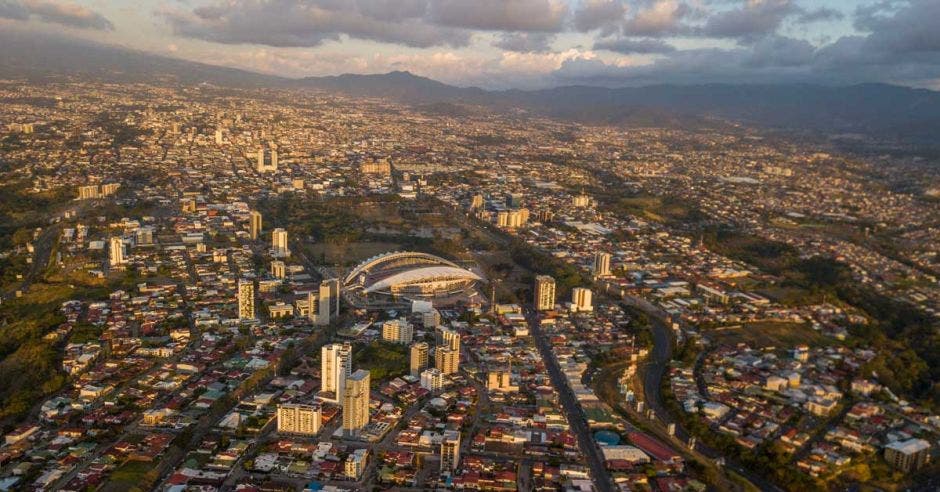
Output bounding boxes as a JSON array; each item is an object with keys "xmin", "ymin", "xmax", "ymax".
[
  {"xmin": 572, "ymin": 0, "xmax": 626, "ymax": 34},
  {"xmin": 0, "ymin": 0, "xmax": 113, "ymax": 30},
  {"xmin": 161, "ymin": 0, "xmax": 471, "ymax": 48},
  {"xmin": 428, "ymin": 0, "xmax": 568, "ymax": 32},
  {"xmin": 699, "ymin": 0, "xmax": 797, "ymax": 40},
  {"xmin": 593, "ymin": 37, "xmax": 676, "ymax": 54},
  {"xmin": 494, "ymin": 32, "xmax": 556, "ymax": 53}
]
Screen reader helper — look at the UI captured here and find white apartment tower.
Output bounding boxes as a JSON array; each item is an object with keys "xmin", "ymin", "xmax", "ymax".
[
  {"xmin": 108, "ymin": 237, "xmax": 125, "ymax": 267},
  {"xmin": 272, "ymin": 228, "xmax": 289, "ymax": 257},
  {"xmin": 321, "ymin": 343, "xmax": 352, "ymax": 402},
  {"xmin": 572, "ymin": 287, "xmax": 593, "ymax": 312}
]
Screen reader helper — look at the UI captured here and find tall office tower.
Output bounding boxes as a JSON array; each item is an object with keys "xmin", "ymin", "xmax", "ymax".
[
  {"xmin": 420, "ymin": 368, "xmax": 444, "ymax": 391},
  {"xmin": 214, "ymin": 128, "xmax": 223, "ymax": 144},
  {"xmin": 325, "ymin": 278, "xmax": 340, "ymax": 317},
  {"xmin": 534, "ymin": 275, "xmax": 556, "ymax": 311},
  {"xmin": 256, "ymin": 146, "xmax": 278, "ymax": 172},
  {"xmin": 470, "ymin": 194, "xmax": 484, "ymax": 209},
  {"xmin": 594, "ymin": 252, "xmax": 612, "ymax": 277},
  {"xmin": 441, "ymin": 328, "xmax": 461, "ymax": 352},
  {"xmin": 276, "ymin": 403, "xmax": 321, "ymax": 436},
  {"xmin": 272, "ymin": 228, "xmax": 289, "ymax": 257},
  {"xmin": 321, "ymin": 343, "xmax": 352, "ymax": 402},
  {"xmin": 435, "ymin": 347, "xmax": 459, "ymax": 375},
  {"xmin": 270, "ymin": 260, "xmax": 286, "ymax": 279},
  {"xmin": 572, "ymin": 287, "xmax": 593, "ymax": 312},
  {"xmin": 108, "ymin": 237, "xmax": 125, "ymax": 267},
  {"xmin": 237, "ymin": 279, "xmax": 255, "ymax": 320},
  {"xmin": 249, "ymin": 210, "xmax": 262, "ymax": 240},
  {"xmin": 382, "ymin": 319, "xmax": 414, "ymax": 344},
  {"xmin": 342, "ymin": 369, "xmax": 371, "ymax": 437},
  {"xmin": 410, "ymin": 342, "xmax": 429, "ymax": 377},
  {"xmin": 440, "ymin": 430, "xmax": 461, "ymax": 473}
]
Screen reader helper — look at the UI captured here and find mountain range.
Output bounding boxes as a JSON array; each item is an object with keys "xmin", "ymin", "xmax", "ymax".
[{"xmin": 3, "ymin": 30, "xmax": 940, "ymax": 148}]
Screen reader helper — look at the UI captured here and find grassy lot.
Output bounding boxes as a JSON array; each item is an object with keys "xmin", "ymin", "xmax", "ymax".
[
  {"xmin": 101, "ymin": 460, "xmax": 156, "ymax": 492},
  {"xmin": 355, "ymin": 341, "xmax": 408, "ymax": 383},
  {"xmin": 705, "ymin": 321, "xmax": 832, "ymax": 349},
  {"xmin": 307, "ymin": 241, "xmax": 402, "ymax": 265}
]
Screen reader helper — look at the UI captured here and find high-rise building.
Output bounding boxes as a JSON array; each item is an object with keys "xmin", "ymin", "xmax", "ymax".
[
  {"xmin": 308, "ymin": 278, "xmax": 339, "ymax": 326},
  {"xmin": 78, "ymin": 185, "xmax": 100, "ymax": 200},
  {"xmin": 440, "ymin": 328, "xmax": 461, "ymax": 352},
  {"xmin": 249, "ymin": 210, "xmax": 262, "ymax": 240},
  {"xmin": 108, "ymin": 237, "xmax": 125, "ymax": 267},
  {"xmin": 270, "ymin": 260, "xmax": 286, "ymax": 279},
  {"xmin": 572, "ymin": 287, "xmax": 593, "ymax": 312},
  {"xmin": 382, "ymin": 319, "xmax": 414, "ymax": 344},
  {"xmin": 440, "ymin": 430, "xmax": 461, "ymax": 473},
  {"xmin": 594, "ymin": 252, "xmax": 611, "ymax": 277},
  {"xmin": 884, "ymin": 439, "xmax": 931, "ymax": 472},
  {"xmin": 238, "ymin": 279, "xmax": 255, "ymax": 320},
  {"xmin": 409, "ymin": 342, "xmax": 429, "ymax": 377},
  {"xmin": 272, "ymin": 228, "xmax": 289, "ymax": 257},
  {"xmin": 256, "ymin": 146, "xmax": 278, "ymax": 172},
  {"xmin": 321, "ymin": 343, "xmax": 352, "ymax": 402},
  {"xmin": 422, "ymin": 309, "xmax": 441, "ymax": 328},
  {"xmin": 534, "ymin": 275, "xmax": 556, "ymax": 311},
  {"xmin": 276, "ymin": 403, "xmax": 321, "ymax": 436},
  {"xmin": 342, "ymin": 369, "xmax": 371, "ymax": 437},
  {"xmin": 470, "ymin": 194, "xmax": 484, "ymax": 209},
  {"xmin": 421, "ymin": 368, "xmax": 444, "ymax": 391},
  {"xmin": 214, "ymin": 128, "xmax": 223, "ymax": 145},
  {"xmin": 435, "ymin": 347, "xmax": 459, "ymax": 375}
]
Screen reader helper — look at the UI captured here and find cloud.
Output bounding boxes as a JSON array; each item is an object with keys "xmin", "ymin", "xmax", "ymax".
[
  {"xmin": 594, "ymin": 37, "xmax": 676, "ymax": 54},
  {"xmin": 700, "ymin": 0, "xmax": 798, "ymax": 40},
  {"xmin": 0, "ymin": 0, "xmax": 112, "ymax": 30},
  {"xmin": 621, "ymin": 0, "xmax": 691, "ymax": 37},
  {"xmin": 428, "ymin": 0, "xmax": 568, "ymax": 32},
  {"xmin": 161, "ymin": 0, "xmax": 470, "ymax": 48},
  {"xmin": 796, "ymin": 6, "xmax": 843, "ymax": 24},
  {"xmin": 494, "ymin": 32, "xmax": 555, "ymax": 52},
  {"xmin": 573, "ymin": 0, "xmax": 626, "ymax": 34}
]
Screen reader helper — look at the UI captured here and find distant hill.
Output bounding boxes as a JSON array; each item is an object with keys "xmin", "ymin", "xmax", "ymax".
[{"xmin": 4, "ymin": 30, "xmax": 940, "ymax": 144}]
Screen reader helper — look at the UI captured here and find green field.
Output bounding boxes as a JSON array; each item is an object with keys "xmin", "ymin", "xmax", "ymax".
[{"xmin": 705, "ymin": 321, "xmax": 831, "ymax": 349}]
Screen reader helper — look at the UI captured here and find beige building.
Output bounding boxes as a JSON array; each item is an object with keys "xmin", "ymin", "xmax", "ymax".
[
  {"xmin": 487, "ymin": 370, "xmax": 518, "ymax": 393},
  {"xmin": 884, "ymin": 439, "xmax": 930, "ymax": 472},
  {"xmin": 108, "ymin": 236, "xmax": 125, "ymax": 267},
  {"xmin": 249, "ymin": 210, "xmax": 262, "ymax": 240},
  {"xmin": 534, "ymin": 275, "xmax": 556, "ymax": 311},
  {"xmin": 594, "ymin": 252, "xmax": 611, "ymax": 277},
  {"xmin": 571, "ymin": 287, "xmax": 593, "ymax": 312},
  {"xmin": 382, "ymin": 318, "xmax": 413, "ymax": 344},
  {"xmin": 237, "ymin": 279, "xmax": 255, "ymax": 320},
  {"xmin": 270, "ymin": 260, "xmax": 286, "ymax": 279},
  {"xmin": 435, "ymin": 347, "xmax": 459, "ymax": 375},
  {"xmin": 410, "ymin": 342, "xmax": 429, "ymax": 376},
  {"xmin": 342, "ymin": 369, "xmax": 371, "ymax": 437},
  {"xmin": 277, "ymin": 403, "xmax": 321, "ymax": 436},
  {"xmin": 272, "ymin": 228, "xmax": 289, "ymax": 257}
]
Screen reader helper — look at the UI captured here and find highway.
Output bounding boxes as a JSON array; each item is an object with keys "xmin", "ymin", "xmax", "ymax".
[{"xmin": 527, "ymin": 310, "xmax": 615, "ymax": 492}]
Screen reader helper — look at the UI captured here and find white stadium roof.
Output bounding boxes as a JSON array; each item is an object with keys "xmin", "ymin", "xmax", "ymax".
[{"xmin": 364, "ymin": 266, "xmax": 482, "ymax": 294}]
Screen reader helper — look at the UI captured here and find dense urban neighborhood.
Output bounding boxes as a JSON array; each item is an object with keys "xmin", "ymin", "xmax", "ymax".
[{"xmin": 0, "ymin": 77, "xmax": 938, "ymax": 492}]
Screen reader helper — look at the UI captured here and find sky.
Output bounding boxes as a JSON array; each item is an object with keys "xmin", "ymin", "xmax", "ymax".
[{"xmin": 1, "ymin": 0, "xmax": 939, "ymax": 90}]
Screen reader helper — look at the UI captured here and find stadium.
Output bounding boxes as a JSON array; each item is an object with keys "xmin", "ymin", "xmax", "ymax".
[{"xmin": 343, "ymin": 251, "xmax": 483, "ymax": 309}]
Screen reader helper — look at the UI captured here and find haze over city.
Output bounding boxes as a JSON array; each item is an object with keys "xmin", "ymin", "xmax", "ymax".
[{"xmin": 0, "ymin": 1, "xmax": 939, "ymax": 492}]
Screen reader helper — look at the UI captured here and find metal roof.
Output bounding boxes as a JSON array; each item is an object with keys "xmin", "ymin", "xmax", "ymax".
[{"xmin": 364, "ymin": 266, "xmax": 482, "ymax": 294}]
